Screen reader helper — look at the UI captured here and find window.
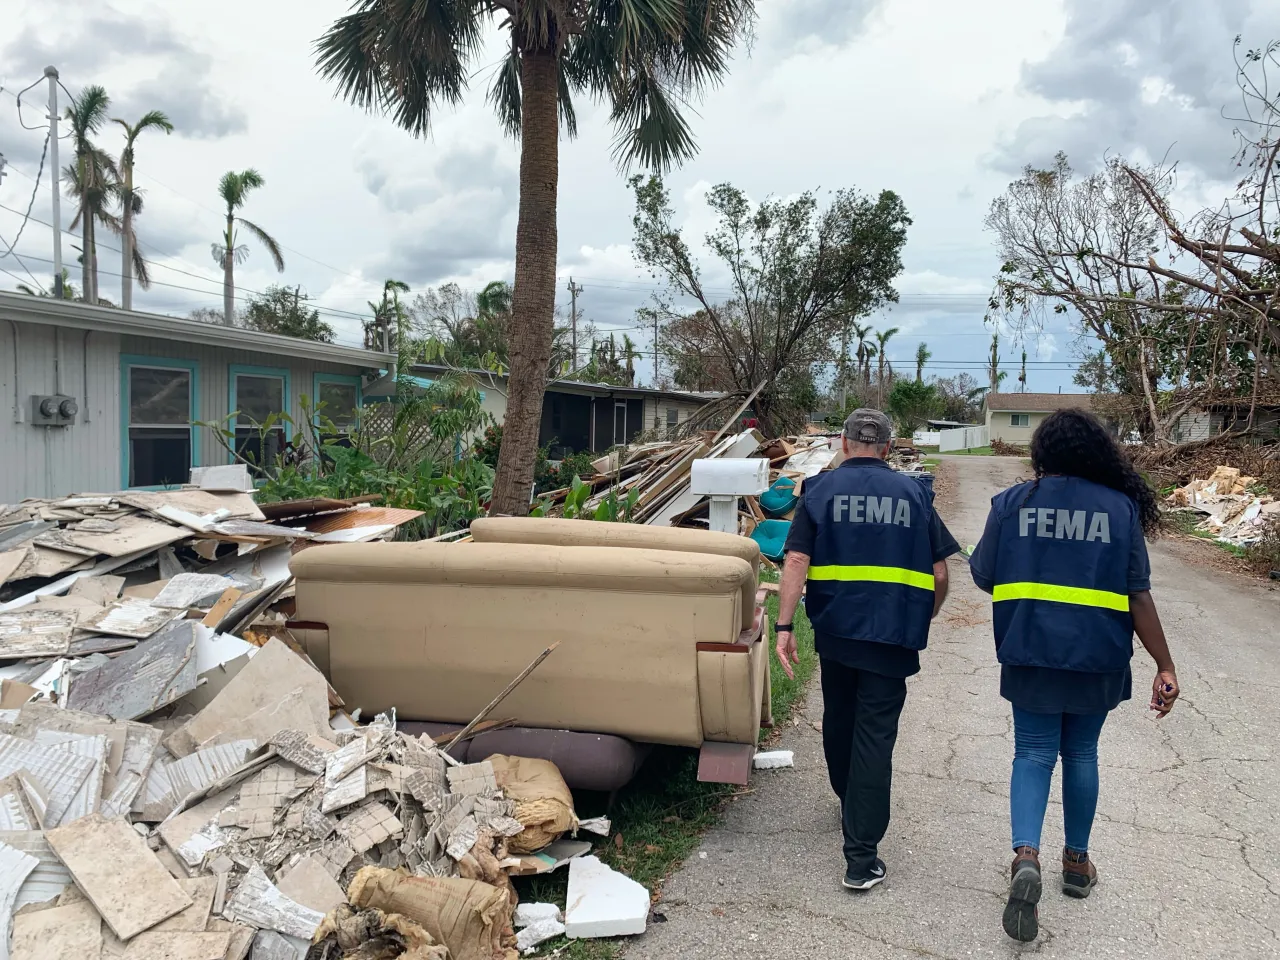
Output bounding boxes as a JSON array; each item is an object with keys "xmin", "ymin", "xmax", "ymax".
[
  {"xmin": 231, "ymin": 366, "xmax": 289, "ymax": 475},
  {"xmin": 666, "ymin": 407, "xmax": 679, "ymax": 437},
  {"xmin": 1010, "ymin": 413, "xmax": 1030, "ymax": 427},
  {"xmin": 123, "ymin": 358, "xmax": 197, "ymax": 488},
  {"xmin": 314, "ymin": 373, "xmax": 362, "ymax": 450}
]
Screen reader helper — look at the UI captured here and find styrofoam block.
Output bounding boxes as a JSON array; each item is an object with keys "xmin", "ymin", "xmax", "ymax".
[
  {"xmin": 753, "ymin": 750, "xmax": 794, "ymax": 769},
  {"xmin": 564, "ymin": 855, "xmax": 648, "ymax": 939},
  {"xmin": 518, "ymin": 917, "xmax": 566, "ymax": 954},
  {"xmin": 514, "ymin": 902, "xmax": 562, "ymax": 928}
]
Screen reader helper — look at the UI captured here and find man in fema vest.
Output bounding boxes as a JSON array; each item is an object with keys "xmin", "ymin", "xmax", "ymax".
[{"xmin": 774, "ymin": 408, "xmax": 960, "ymax": 891}]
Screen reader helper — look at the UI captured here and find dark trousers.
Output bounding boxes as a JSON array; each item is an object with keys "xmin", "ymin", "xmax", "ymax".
[{"xmin": 820, "ymin": 656, "xmax": 909, "ymax": 874}]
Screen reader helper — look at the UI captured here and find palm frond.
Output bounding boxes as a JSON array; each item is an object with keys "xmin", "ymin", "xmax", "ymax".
[
  {"xmin": 237, "ymin": 217, "xmax": 286, "ymax": 272},
  {"xmin": 233, "ymin": 244, "xmax": 252, "ymax": 266},
  {"xmin": 315, "ymin": 0, "xmax": 487, "ymax": 139},
  {"xmin": 211, "ymin": 243, "xmax": 228, "ymax": 267},
  {"xmin": 486, "ymin": 46, "xmax": 522, "ymax": 137},
  {"xmin": 218, "ymin": 169, "xmax": 266, "ymax": 212},
  {"xmin": 606, "ymin": 64, "xmax": 696, "ymax": 171},
  {"xmin": 131, "ymin": 242, "xmax": 151, "ymax": 290}
]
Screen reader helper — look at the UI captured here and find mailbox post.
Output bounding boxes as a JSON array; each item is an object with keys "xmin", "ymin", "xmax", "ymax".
[{"xmin": 690, "ymin": 458, "xmax": 769, "ymax": 535}]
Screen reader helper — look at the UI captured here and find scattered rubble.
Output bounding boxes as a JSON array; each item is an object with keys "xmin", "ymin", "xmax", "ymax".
[
  {"xmin": 0, "ymin": 467, "xmax": 653, "ymax": 958},
  {"xmin": 1166, "ymin": 465, "xmax": 1278, "ymax": 547}
]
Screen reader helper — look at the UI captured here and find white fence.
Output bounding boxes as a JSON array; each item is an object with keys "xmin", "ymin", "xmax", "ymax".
[
  {"xmin": 912, "ymin": 430, "xmax": 942, "ymax": 447},
  {"xmin": 938, "ymin": 425, "xmax": 989, "ymax": 452}
]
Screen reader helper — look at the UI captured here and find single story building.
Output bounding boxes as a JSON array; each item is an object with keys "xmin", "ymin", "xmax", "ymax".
[
  {"xmin": 1171, "ymin": 396, "xmax": 1280, "ymax": 443},
  {"xmin": 410, "ymin": 363, "xmax": 721, "ymax": 458},
  {"xmin": 0, "ymin": 292, "xmax": 393, "ymax": 501},
  {"xmin": 982, "ymin": 391, "xmax": 1093, "ymax": 445}
]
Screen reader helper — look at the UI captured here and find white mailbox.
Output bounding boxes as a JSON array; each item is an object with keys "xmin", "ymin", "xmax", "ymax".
[{"xmin": 690, "ymin": 458, "xmax": 769, "ymax": 535}]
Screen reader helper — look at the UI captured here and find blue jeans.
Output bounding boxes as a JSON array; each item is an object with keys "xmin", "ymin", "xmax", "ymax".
[{"xmin": 1010, "ymin": 708, "xmax": 1108, "ymax": 853}]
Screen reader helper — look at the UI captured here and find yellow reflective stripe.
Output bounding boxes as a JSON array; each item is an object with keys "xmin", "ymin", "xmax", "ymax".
[
  {"xmin": 808, "ymin": 565, "xmax": 935, "ymax": 591},
  {"xmin": 993, "ymin": 582, "xmax": 1129, "ymax": 612}
]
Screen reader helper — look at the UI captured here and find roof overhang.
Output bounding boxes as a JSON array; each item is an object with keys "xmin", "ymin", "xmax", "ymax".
[{"xmin": 0, "ymin": 292, "xmax": 393, "ymax": 368}]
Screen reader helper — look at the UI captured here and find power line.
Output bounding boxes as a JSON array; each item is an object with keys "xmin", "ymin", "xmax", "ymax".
[{"xmin": 0, "ymin": 133, "xmax": 49, "ymax": 257}]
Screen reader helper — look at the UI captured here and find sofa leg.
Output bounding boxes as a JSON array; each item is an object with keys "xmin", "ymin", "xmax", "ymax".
[{"xmin": 697, "ymin": 742, "xmax": 753, "ymax": 786}]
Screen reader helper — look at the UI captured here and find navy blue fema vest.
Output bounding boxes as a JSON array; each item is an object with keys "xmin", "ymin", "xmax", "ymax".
[
  {"xmin": 984, "ymin": 476, "xmax": 1137, "ymax": 673},
  {"xmin": 803, "ymin": 459, "xmax": 938, "ymax": 651}
]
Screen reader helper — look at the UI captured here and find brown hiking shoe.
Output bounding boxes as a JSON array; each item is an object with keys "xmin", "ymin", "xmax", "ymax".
[
  {"xmin": 1002, "ymin": 847, "xmax": 1042, "ymax": 942},
  {"xmin": 1062, "ymin": 848, "xmax": 1098, "ymax": 899}
]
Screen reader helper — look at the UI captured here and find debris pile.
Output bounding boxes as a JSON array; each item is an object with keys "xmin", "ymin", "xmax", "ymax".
[
  {"xmin": 0, "ymin": 466, "xmax": 640, "ymax": 959},
  {"xmin": 539, "ymin": 429, "xmax": 922, "ymax": 539},
  {"xmin": 1166, "ymin": 465, "xmax": 1278, "ymax": 547}
]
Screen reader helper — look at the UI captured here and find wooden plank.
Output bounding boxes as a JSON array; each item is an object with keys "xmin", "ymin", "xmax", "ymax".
[
  {"xmin": 200, "ymin": 588, "xmax": 242, "ymax": 628},
  {"xmin": 46, "ymin": 813, "xmax": 191, "ymax": 940}
]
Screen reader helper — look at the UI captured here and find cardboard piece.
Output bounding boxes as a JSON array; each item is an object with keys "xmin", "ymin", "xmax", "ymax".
[
  {"xmin": 46, "ymin": 813, "xmax": 192, "ymax": 940},
  {"xmin": 0, "ymin": 682, "xmax": 37, "ymax": 710},
  {"xmin": 65, "ymin": 621, "xmax": 199, "ymax": 721},
  {"xmin": 166, "ymin": 639, "xmax": 329, "ymax": 758}
]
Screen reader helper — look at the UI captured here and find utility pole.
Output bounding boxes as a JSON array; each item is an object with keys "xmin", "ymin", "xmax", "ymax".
[
  {"xmin": 45, "ymin": 66, "xmax": 62, "ymax": 300},
  {"xmin": 567, "ymin": 277, "xmax": 583, "ymax": 368}
]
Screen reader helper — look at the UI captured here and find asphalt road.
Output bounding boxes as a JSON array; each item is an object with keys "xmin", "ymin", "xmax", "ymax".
[{"xmin": 626, "ymin": 455, "xmax": 1280, "ymax": 959}]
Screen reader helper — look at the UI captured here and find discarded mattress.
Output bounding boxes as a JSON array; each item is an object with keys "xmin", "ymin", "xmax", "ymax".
[{"xmin": 290, "ymin": 537, "xmax": 769, "ymax": 772}]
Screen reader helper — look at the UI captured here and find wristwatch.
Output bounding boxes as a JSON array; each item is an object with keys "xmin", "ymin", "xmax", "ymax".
[{"xmin": 774, "ymin": 623, "xmax": 793, "ymax": 632}]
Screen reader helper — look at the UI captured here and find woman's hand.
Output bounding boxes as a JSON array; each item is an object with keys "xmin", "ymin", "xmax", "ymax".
[{"xmin": 1149, "ymin": 669, "xmax": 1179, "ymax": 718}]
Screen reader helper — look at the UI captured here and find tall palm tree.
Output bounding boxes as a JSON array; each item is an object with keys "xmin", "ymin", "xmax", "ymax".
[
  {"xmin": 366, "ymin": 277, "xmax": 410, "ymax": 351},
  {"xmin": 988, "ymin": 332, "xmax": 1001, "ymax": 395},
  {"xmin": 915, "ymin": 341, "xmax": 931, "ymax": 383},
  {"xmin": 63, "ymin": 85, "xmax": 117, "ymax": 306},
  {"xmin": 875, "ymin": 326, "xmax": 899, "ymax": 406},
  {"xmin": 316, "ymin": 1, "xmax": 755, "ymax": 515},
  {"xmin": 114, "ymin": 110, "xmax": 173, "ymax": 311},
  {"xmin": 212, "ymin": 170, "xmax": 285, "ymax": 325},
  {"xmin": 851, "ymin": 322, "xmax": 873, "ymax": 387}
]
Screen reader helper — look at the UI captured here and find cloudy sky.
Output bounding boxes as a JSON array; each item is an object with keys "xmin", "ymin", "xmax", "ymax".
[{"xmin": 2, "ymin": 0, "xmax": 1277, "ymax": 392}]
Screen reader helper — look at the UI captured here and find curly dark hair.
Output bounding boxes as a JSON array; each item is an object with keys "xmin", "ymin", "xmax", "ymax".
[{"xmin": 1030, "ymin": 409, "xmax": 1161, "ymax": 536}]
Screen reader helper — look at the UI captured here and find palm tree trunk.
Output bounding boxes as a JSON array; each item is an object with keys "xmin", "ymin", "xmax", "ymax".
[
  {"xmin": 223, "ymin": 217, "xmax": 235, "ymax": 326},
  {"xmin": 81, "ymin": 213, "xmax": 93, "ymax": 305},
  {"xmin": 489, "ymin": 48, "xmax": 559, "ymax": 516},
  {"xmin": 122, "ymin": 189, "xmax": 133, "ymax": 311}
]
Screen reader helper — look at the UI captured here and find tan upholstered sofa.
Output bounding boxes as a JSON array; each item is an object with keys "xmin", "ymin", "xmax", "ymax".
[{"xmin": 289, "ymin": 519, "xmax": 771, "ymax": 785}]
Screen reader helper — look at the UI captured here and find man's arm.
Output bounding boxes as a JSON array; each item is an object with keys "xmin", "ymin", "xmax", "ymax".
[
  {"xmin": 932, "ymin": 559, "xmax": 949, "ymax": 618},
  {"xmin": 775, "ymin": 550, "xmax": 809, "ymax": 679}
]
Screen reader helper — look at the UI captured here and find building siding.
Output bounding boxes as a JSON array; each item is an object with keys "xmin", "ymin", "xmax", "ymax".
[
  {"xmin": 985, "ymin": 409, "xmax": 1050, "ymax": 445},
  {"xmin": 0, "ymin": 321, "xmax": 381, "ymax": 502}
]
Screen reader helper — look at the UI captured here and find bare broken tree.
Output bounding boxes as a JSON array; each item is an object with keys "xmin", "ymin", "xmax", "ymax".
[
  {"xmin": 987, "ymin": 38, "xmax": 1280, "ymax": 443},
  {"xmin": 631, "ymin": 175, "xmax": 910, "ymax": 434}
]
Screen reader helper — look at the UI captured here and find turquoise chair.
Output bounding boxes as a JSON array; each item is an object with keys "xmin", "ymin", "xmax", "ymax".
[
  {"xmin": 759, "ymin": 476, "xmax": 798, "ymax": 517},
  {"xmin": 750, "ymin": 519, "xmax": 791, "ymax": 563}
]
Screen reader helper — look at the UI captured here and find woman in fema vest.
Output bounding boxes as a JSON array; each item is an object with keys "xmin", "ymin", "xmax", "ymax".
[{"xmin": 968, "ymin": 409, "xmax": 1179, "ymax": 943}]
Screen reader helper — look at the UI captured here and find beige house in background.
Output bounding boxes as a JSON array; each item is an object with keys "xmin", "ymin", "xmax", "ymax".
[{"xmin": 982, "ymin": 392, "xmax": 1093, "ymax": 445}]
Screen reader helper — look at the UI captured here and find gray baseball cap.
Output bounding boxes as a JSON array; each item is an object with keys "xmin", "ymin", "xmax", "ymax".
[{"xmin": 843, "ymin": 408, "xmax": 892, "ymax": 445}]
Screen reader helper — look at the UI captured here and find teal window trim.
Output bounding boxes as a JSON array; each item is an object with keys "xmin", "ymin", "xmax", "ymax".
[
  {"xmin": 119, "ymin": 354, "xmax": 200, "ymax": 490},
  {"xmin": 230, "ymin": 363, "xmax": 291, "ymax": 436},
  {"xmin": 312, "ymin": 372, "xmax": 363, "ymax": 430}
]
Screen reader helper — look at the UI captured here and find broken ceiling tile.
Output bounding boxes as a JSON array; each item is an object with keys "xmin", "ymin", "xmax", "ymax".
[
  {"xmin": 79, "ymin": 598, "xmax": 182, "ymax": 639},
  {"xmin": 119, "ymin": 931, "xmax": 231, "ymax": 960},
  {"xmin": 31, "ymin": 732, "xmax": 109, "ymax": 827},
  {"xmin": 0, "ymin": 608, "xmax": 76, "ymax": 659},
  {"xmin": 8, "ymin": 898, "xmax": 102, "ymax": 960},
  {"xmin": 233, "ymin": 763, "xmax": 296, "ymax": 839},
  {"xmin": 64, "ymin": 620, "xmax": 199, "ymax": 721},
  {"xmin": 150, "ymin": 574, "xmax": 239, "ymax": 611},
  {"xmin": 65, "ymin": 574, "xmax": 124, "ymax": 605},
  {"xmin": 42, "ymin": 514, "xmax": 188, "ymax": 558},
  {"xmin": 99, "ymin": 722, "xmax": 163, "ymax": 820},
  {"xmin": 0, "ymin": 831, "xmax": 71, "ymax": 909},
  {"xmin": 404, "ymin": 765, "xmax": 447, "ymax": 810},
  {"xmin": 155, "ymin": 788, "xmax": 238, "ymax": 870},
  {"xmin": 444, "ymin": 814, "xmax": 479, "ymax": 862},
  {"xmin": 325, "ymin": 737, "xmax": 376, "ymax": 786},
  {"xmin": 150, "ymin": 876, "xmax": 217, "ymax": 933},
  {"xmin": 136, "ymin": 740, "xmax": 257, "ymax": 822},
  {"xmin": 276, "ymin": 855, "xmax": 347, "ymax": 915},
  {"xmin": 46, "ymin": 813, "xmax": 192, "ymax": 940},
  {"xmin": 336, "ymin": 802, "xmax": 403, "ymax": 855},
  {"xmin": 564, "ymin": 855, "xmax": 649, "ymax": 939},
  {"xmin": 248, "ymin": 929, "xmax": 310, "ymax": 960},
  {"xmin": 10, "ymin": 546, "xmax": 89, "ymax": 581},
  {"xmin": 322, "ymin": 759, "xmax": 369, "ymax": 816},
  {"xmin": 165, "ymin": 639, "xmax": 329, "ymax": 759},
  {"xmin": 270, "ymin": 730, "xmax": 336, "ymax": 775},
  {"xmin": 14, "ymin": 702, "xmax": 130, "ymax": 792},
  {"xmin": 487, "ymin": 816, "xmax": 526, "ymax": 839},
  {"xmin": 445, "ymin": 760, "xmax": 498, "ymax": 798},
  {"xmin": 0, "ymin": 735, "xmax": 95, "ymax": 829},
  {"xmin": 224, "ymin": 864, "xmax": 324, "ymax": 941},
  {"xmin": 317, "ymin": 838, "xmax": 357, "ymax": 880},
  {"xmin": 0, "ymin": 777, "xmax": 36, "ymax": 831},
  {"xmin": 0, "ymin": 840, "xmax": 38, "ymax": 960}
]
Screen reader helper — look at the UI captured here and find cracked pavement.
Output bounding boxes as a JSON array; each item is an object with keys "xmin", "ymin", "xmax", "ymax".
[{"xmin": 626, "ymin": 455, "xmax": 1280, "ymax": 959}]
